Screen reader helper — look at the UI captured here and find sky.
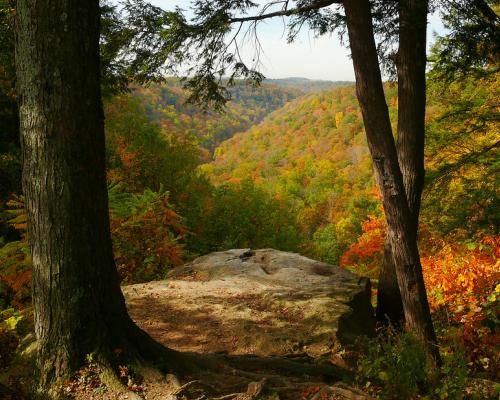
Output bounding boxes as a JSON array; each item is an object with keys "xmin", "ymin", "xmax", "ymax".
[{"xmin": 147, "ymin": 0, "xmax": 446, "ymax": 81}]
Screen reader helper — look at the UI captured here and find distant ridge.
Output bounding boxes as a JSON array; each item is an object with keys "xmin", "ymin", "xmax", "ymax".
[{"xmin": 264, "ymin": 77, "xmax": 354, "ymax": 93}]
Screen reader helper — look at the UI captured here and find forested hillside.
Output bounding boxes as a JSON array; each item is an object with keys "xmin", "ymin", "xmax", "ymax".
[
  {"xmin": 131, "ymin": 79, "xmax": 303, "ymax": 152},
  {"xmin": 125, "ymin": 78, "xmax": 353, "ymax": 154},
  {"xmin": 264, "ymin": 77, "xmax": 353, "ymax": 93},
  {"xmin": 1, "ymin": 73, "xmax": 498, "ymax": 398},
  {"xmin": 205, "ymin": 76, "xmax": 499, "ymax": 254},
  {"xmin": 204, "ymin": 84, "xmax": 384, "ymax": 264},
  {"xmin": 202, "ymin": 78, "xmax": 499, "ymax": 380}
]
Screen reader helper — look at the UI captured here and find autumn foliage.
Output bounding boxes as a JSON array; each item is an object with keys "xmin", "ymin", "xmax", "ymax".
[
  {"xmin": 340, "ymin": 214, "xmax": 385, "ymax": 278},
  {"xmin": 0, "ymin": 195, "xmax": 30, "ymax": 310},
  {"xmin": 421, "ymin": 233, "xmax": 500, "ymax": 372},
  {"xmin": 1, "ymin": 73, "xmax": 498, "ymax": 394},
  {"xmin": 108, "ymin": 187, "xmax": 186, "ymax": 283},
  {"xmin": 338, "ymin": 210, "xmax": 499, "ymax": 374},
  {"xmin": 422, "ymin": 235, "xmax": 499, "ymax": 322}
]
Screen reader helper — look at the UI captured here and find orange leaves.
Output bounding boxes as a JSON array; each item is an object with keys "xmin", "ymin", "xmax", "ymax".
[
  {"xmin": 5, "ymin": 195, "xmax": 27, "ymax": 234},
  {"xmin": 0, "ymin": 196, "xmax": 31, "ymax": 309},
  {"xmin": 420, "ymin": 235, "xmax": 500, "ymax": 370},
  {"xmin": 107, "ymin": 136, "xmax": 143, "ymax": 190},
  {"xmin": 300, "ymin": 385, "xmax": 321, "ymax": 399},
  {"xmin": 421, "ymin": 235, "xmax": 499, "ymax": 324},
  {"xmin": 3, "ymin": 269, "xmax": 31, "ymax": 299},
  {"xmin": 0, "ymin": 239, "xmax": 32, "ymax": 310},
  {"xmin": 340, "ymin": 214, "xmax": 386, "ymax": 278}
]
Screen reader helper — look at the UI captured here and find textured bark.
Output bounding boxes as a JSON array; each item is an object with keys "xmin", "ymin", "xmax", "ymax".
[
  {"xmin": 376, "ymin": 237, "xmax": 404, "ymax": 325},
  {"xmin": 15, "ymin": 1, "xmax": 178, "ymax": 396},
  {"xmin": 376, "ymin": 0, "xmax": 429, "ymax": 325},
  {"xmin": 343, "ymin": 0, "xmax": 440, "ymax": 365}
]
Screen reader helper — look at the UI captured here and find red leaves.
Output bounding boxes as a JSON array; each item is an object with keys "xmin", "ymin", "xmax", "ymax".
[
  {"xmin": 419, "ymin": 234, "xmax": 500, "ymax": 372},
  {"xmin": 107, "ymin": 136, "xmax": 143, "ymax": 191},
  {"xmin": 340, "ymin": 214, "xmax": 385, "ymax": 278}
]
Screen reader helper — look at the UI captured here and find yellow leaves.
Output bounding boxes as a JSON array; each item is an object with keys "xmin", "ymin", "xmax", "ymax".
[{"xmin": 335, "ymin": 111, "xmax": 344, "ymax": 128}]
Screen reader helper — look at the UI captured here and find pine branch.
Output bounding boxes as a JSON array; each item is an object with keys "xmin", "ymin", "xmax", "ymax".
[{"xmin": 229, "ymin": 0, "xmax": 341, "ymax": 23}]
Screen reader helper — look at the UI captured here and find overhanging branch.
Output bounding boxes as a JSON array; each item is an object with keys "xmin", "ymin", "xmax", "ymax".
[
  {"xmin": 472, "ymin": 0, "xmax": 500, "ymax": 23},
  {"xmin": 229, "ymin": 0, "xmax": 342, "ymax": 23}
]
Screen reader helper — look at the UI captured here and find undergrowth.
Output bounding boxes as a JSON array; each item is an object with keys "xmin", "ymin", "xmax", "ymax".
[{"xmin": 352, "ymin": 326, "xmax": 499, "ymax": 399}]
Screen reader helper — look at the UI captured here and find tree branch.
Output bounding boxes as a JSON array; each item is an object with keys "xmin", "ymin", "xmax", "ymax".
[
  {"xmin": 428, "ymin": 138, "xmax": 500, "ymax": 188},
  {"xmin": 229, "ymin": 0, "xmax": 341, "ymax": 23},
  {"xmin": 472, "ymin": 0, "xmax": 500, "ymax": 23}
]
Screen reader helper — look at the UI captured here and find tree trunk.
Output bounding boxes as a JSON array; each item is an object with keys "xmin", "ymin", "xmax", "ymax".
[
  {"xmin": 343, "ymin": 0, "xmax": 440, "ymax": 365},
  {"xmin": 375, "ymin": 237, "xmax": 404, "ymax": 325},
  {"xmin": 15, "ymin": 1, "xmax": 179, "ymax": 396},
  {"xmin": 376, "ymin": 0, "xmax": 429, "ymax": 326}
]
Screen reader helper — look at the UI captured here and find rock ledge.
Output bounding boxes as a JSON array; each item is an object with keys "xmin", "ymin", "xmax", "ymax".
[{"xmin": 123, "ymin": 248, "xmax": 375, "ymax": 357}]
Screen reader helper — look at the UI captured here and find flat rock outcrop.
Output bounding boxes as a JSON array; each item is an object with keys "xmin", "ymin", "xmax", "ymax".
[{"xmin": 123, "ymin": 248, "xmax": 375, "ymax": 357}]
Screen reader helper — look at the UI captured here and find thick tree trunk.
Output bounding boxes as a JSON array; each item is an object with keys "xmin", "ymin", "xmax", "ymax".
[
  {"xmin": 343, "ymin": 0, "xmax": 440, "ymax": 365},
  {"xmin": 15, "ymin": 1, "xmax": 179, "ymax": 396},
  {"xmin": 376, "ymin": 0, "xmax": 429, "ymax": 325}
]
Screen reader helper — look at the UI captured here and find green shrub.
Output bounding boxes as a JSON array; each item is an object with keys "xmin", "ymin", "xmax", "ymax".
[
  {"xmin": 356, "ymin": 329, "xmax": 428, "ymax": 399},
  {"xmin": 354, "ymin": 327, "xmax": 478, "ymax": 399},
  {"xmin": 191, "ymin": 179, "xmax": 303, "ymax": 254}
]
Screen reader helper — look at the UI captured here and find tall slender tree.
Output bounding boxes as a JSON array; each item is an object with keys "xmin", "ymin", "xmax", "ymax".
[
  {"xmin": 376, "ymin": 0, "xmax": 428, "ymax": 325},
  {"xmin": 376, "ymin": 0, "xmax": 499, "ymax": 325},
  {"xmin": 342, "ymin": 0, "xmax": 439, "ymax": 363}
]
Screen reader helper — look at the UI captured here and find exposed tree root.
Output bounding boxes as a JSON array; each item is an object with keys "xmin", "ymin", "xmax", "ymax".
[
  {"xmin": 86, "ymin": 344, "xmax": 353, "ymax": 399},
  {"xmin": 149, "ymin": 350, "xmax": 356, "ymax": 400},
  {"xmin": 97, "ymin": 364, "xmax": 143, "ymax": 400},
  {"xmin": 7, "ymin": 321, "xmax": 358, "ymax": 399},
  {"xmin": 218, "ymin": 353, "xmax": 352, "ymax": 381}
]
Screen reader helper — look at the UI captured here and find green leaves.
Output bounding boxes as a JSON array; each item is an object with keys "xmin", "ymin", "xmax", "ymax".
[
  {"xmin": 108, "ymin": 185, "xmax": 186, "ymax": 283},
  {"xmin": 355, "ymin": 331, "xmax": 432, "ymax": 399},
  {"xmin": 423, "ymin": 73, "xmax": 500, "ymax": 237},
  {"xmin": 428, "ymin": 0, "xmax": 499, "ymax": 83},
  {"xmin": 194, "ymin": 178, "xmax": 303, "ymax": 253},
  {"xmin": 2, "ymin": 309, "xmax": 25, "ymax": 333}
]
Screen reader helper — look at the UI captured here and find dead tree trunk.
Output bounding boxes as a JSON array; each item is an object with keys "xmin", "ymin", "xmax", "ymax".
[
  {"xmin": 376, "ymin": 0, "xmax": 429, "ymax": 326},
  {"xmin": 343, "ymin": 0, "xmax": 440, "ymax": 365},
  {"xmin": 15, "ymin": 1, "xmax": 181, "ymax": 396}
]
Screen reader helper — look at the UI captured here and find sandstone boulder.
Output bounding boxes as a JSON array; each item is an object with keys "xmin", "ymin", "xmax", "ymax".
[{"xmin": 123, "ymin": 248, "xmax": 375, "ymax": 357}]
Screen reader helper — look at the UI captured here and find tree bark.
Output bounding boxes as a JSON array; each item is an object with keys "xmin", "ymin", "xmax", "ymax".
[
  {"xmin": 376, "ymin": 0, "xmax": 429, "ymax": 326},
  {"xmin": 15, "ymin": 1, "xmax": 179, "ymax": 396},
  {"xmin": 343, "ymin": 0, "xmax": 440, "ymax": 365},
  {"xmin": 375, "ymin": 237, "xmax": 404, "ymax": 325}
]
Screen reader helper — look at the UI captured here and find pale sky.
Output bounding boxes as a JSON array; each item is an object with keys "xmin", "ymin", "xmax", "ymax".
[{"xmin": 148, "ymin": 0, "xmax": 446, "ymax": 81}]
